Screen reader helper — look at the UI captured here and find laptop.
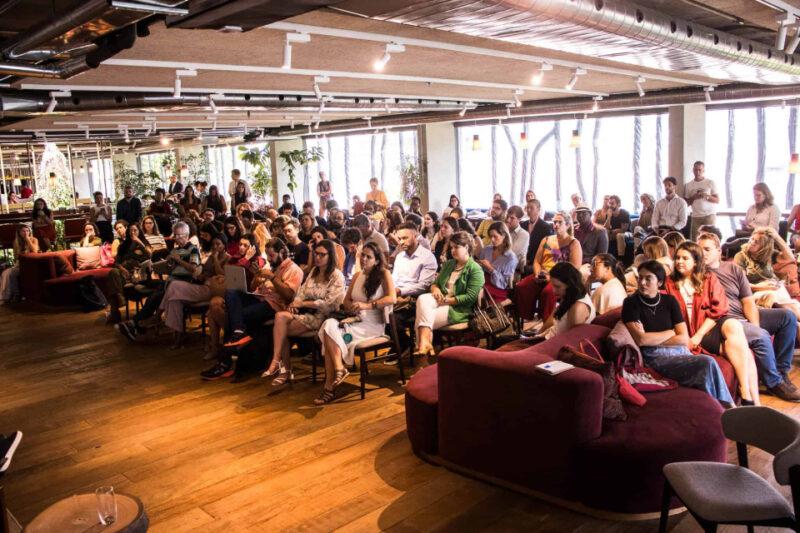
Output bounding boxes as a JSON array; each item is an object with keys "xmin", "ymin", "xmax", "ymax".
[{"xmin": 225, "ymin": 265, "xmax": 257, "ymax": 294}]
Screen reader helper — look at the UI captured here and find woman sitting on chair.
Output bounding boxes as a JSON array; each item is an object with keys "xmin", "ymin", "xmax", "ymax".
[
  {"xmin": 0, "ymin": 225, "xmax": 40, "ymax": 304},
  {"xmin": 413, "ymin": 231, "xmax": 485, "ymax": 366},
  {"xmin": 304, "ymin": 226, "xmax": 345, "ymax": 274},
  {"xmin": 79, "ymin": 222, "xmax": 103, "ymax": 247},
  {"xmin": 316, "ymin": 242, "xmax": 397, "ymax": 405},
  {"xmin": 265, "ymin": 239, "xmax": 345, "ymax": 388},
  {"xmin": 477, "ymin": 221, "xmax": 518, "ymax": 302},
  {"xmin": 141, "ymin": 215, "xmax": 168, "ymax": 260},
  {"xmin": 538, "ymin": 262, "xmax": 596, "ymax": 339},
  {"xmin": 106, "ymin": 223, "xmax": 152, "ymax": 324}
]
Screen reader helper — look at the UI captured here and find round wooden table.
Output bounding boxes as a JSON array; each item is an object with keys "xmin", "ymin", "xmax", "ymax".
[{"xmin": 24, "ymin": 493, "xmax": 148, "ymax": 533}]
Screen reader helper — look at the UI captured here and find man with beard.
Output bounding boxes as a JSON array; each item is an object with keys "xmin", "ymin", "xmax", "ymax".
[
  {"xmin": 326, "ymin": 208, "xmax": 347, "ymax": 240},
  {"xmin": 477, "ymin": 199, "xmax": 508, "ymax": 245}
]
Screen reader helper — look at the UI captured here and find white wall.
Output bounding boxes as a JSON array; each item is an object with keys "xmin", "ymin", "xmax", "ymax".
[
  {"xmin": 668, "ymin": 104, "xmax": 706, "ymax": 193},
  {"xmin": 270, "ymin": 138, "xmax": 304, "ymax": 206},
  {"xmin": 423, "ymin": 121, "xmax": 458, "ymax": 216}
]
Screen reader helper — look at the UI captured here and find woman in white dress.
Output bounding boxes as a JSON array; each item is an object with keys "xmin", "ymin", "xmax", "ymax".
[{"xmin": 316, "ymin": 242, "xmax": 396, "ymax": 405}]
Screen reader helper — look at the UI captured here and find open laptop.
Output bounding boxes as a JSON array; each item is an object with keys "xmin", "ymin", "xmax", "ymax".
[{"xmin": 225, "ymin": 265, "xmax": 258, "ymax": 294}]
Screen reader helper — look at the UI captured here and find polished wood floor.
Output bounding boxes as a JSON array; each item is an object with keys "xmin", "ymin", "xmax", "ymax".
[{"xmin": 1, "ymin": 304, "xmax": 798, "ymax": 532}]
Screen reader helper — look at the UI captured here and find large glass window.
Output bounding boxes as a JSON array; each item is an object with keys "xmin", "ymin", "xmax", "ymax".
[
  {"xmin": 206, "ymin": 141, "xmax": 269, "ymax": 191},
  {"xmin": 457, "ymin": 113, "xmax": 668, "ymax": 214},
  {"xmin": 137, "ymin": 150, "xmax": 172, "ymax": 180}
]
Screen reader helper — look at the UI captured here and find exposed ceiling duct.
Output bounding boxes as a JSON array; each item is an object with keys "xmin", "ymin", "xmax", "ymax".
[{"xmin": 343, "ymin": 0, "xmax": 800, "ymax": 84}]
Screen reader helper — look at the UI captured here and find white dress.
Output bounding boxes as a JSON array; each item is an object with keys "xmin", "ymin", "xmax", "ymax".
[{"xmin": 319, "ymin": 273, "xmax": 389, "ymax": 365}]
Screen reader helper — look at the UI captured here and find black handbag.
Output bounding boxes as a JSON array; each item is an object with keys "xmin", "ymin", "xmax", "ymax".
[{"xmin": 469, "ymin": 289, "xmax": 513, "ymax": 335}]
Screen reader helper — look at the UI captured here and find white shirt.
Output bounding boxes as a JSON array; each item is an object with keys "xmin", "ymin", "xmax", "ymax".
[
  {"xmin": 228, "ymin": 178, "xmax": 252, "ymax": 199},
  {"xmin": 651, "ymin": 195, "xmax": 688, "ymax": 230},
  {"xmin": 392, "ymin": 245, "xmax": 438, "ymax": 297},
  {"xmin": 509, "ymin": 225, "xmax": 530, "ymax": 268},
  {"xmin": 591, "ymin": 277, "xmax": 627, "ymax": 315},
  {"xmin": 745, "ymin": 204, "xmax": 781, "ymax": 231},
  {"xmin": 685, "ymin": 178, "xmax": 718, "ymax": 217}
]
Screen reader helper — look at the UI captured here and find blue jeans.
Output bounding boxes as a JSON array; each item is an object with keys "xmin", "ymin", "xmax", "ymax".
[
  {"xmin": 641, "ymin": 345, "xmax": 734, "ymax": 405},
  {"xmin": 739, "ymin": 308, "xmax": 797, "ymax": 389},
  {"xmin": 224, "ymin": 289, "xmax": 275, "ymax": 339}
]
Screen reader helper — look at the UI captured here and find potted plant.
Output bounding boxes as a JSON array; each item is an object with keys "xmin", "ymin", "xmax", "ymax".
[
  {"xmin": 399, "ymin": 154, "xmax": 424, "ymax": 203},
  {"xmin": 278, "ymin": 146, "xmax": 323, "ymax": 201},
  {"xmin": 238, "ymin": 144, "xmax": 272, "ymax": 205}
]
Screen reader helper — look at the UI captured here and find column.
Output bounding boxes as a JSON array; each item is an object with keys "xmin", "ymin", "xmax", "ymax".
[
  {"xmin": 422, "ymin": 121, "xmax": 458, "ymax": 216},
  {"xmin": 668, "ymin": 104, "xmax": 706, "ymax": 194}
]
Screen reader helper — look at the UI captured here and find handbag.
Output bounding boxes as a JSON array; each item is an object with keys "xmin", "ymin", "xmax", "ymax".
[
  {"xmin": 617, "ymin": 345, "xmax": 678, "ymax": 393},
  {"xmin": 99, "ymin": 243, "xmax": 115, "ymax": 267},
  {"xmin": 468, "ymin": 289, "xmax": 513, "ymax": 336}
]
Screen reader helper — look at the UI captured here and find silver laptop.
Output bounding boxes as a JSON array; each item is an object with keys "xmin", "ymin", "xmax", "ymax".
[{"xmin": 225, "ymin": 265, "xmax": 256, "ymax": 294}]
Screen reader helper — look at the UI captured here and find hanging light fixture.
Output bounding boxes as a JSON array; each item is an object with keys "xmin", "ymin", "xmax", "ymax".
[
  {"xmin": 531, "ymin": 62, "xmax": 552, "ymax": 85},
  {"xmin": 569, "ymin": 129, "xmax": 581, "ymax": 148},
  {"xmin": 472, "ymin": 134, "xmax": 481, "ymax": 151},
  {"xmin": 790, "ymin": 153, "xmax": 800, "ymax": 174},
  {"xmin": 373, "ymin": 42, "xmax": 405, "ymax": 71},
  {"xmin": 519, "ymin": 132, "xmax": 529, "ymax": 149}
]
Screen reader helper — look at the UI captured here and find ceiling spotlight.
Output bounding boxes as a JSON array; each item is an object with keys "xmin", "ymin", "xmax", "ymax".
[
  {"xmin": 314, "ymin": 118, "xmax": 321, "ymax": 130},
  {"xmin": 506, "ymin": 105, "xmax": 512, "ymax": 118},
  {"xmin": 45, "ymin": 90, "xmax": 70, "ymax": 114},
  {"xmin": 308, "ymin": 123, "xmax": 312, "ymax": 134},
  {"xmin": 592, "ymin": 95, "xmax": 603, "ymax": 112},
  {"xmin": 363, "ymin": 116, "xmax": 372, "ymax": 128},
  {"xmin": 786, "ymin": 29, "xmax": 800, "ymax": 54},
  {"xmin": 124, "ymin": 129, "xmax": 130, "ymax": 143},
  {"xmin": 160, "ymin": 136, "xmax": 171, "ymax": 146},
  {"xmin": 776, "ymin": 13, "xmax": 796, "ymax": 50},
  {"xmin": 212, "ymin": 120, "xmax": 217, "ymax": 130},
  {"xmin": 173, "ymin": 69, "xmax": 196, "ymax": 98},
  {"xmin": 312, "ymin": 75, "xmax": 329, "ymax": 100},
  {"xmin": 373, "ymin": 42, "xmax": 406, "ymax": 71},
  {"xmin": 703, "ymin": 86, "xmax": 715, "ymax": 103},
  {"xmin": 635, "ymin": 76, "xmax": 646, "ymax": 97},
  {"xmin": 384, "ymin": 98, "xmax": 392, "ymax": 114},
  {"xmin": 208, "ymin": 95, "xmax": 218, "ymax": 114},
  {"xmin": 459, "ymin": 103, "xmax": 468, "ymax": 117},
  {"xmin": 565, "ymin": 68, "xmax": 587, "ymax": 91},
  {"xmin": 513, "ymin": 89, "xmax": 523, "ymax": 108},
  {"xmin": 532, "ymin": 62, "xmax": 552, "ymax": 85},
  {"xmin": 282, "ymin": 32, "xmax": 310, "ymax": 69}
]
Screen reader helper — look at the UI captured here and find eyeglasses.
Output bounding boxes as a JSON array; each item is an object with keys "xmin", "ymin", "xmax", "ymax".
[
  {"xmin": 552, "ymin": 220, "xmax": 565, "ymax": 226},
  {"xmin": 314, "ymin": 251, "xmax": 329, "ymax": 257}
]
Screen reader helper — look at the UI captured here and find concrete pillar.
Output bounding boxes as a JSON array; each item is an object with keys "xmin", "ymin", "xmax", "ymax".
[
  {"xmin": 668, "ymin": 104, "xmax": 706, "ymax": 194},
  {"xmin": 270, "ymin": 138, "xmax": 304, "ymax": 207},
  {"xmin": 422, "ymin": 121, "xmax": 458, "ymax": 216}
]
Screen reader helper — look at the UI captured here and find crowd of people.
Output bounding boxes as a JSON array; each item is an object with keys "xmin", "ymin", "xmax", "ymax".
[{"xmin": 4, "ymin": 161, "xmax": 800, "ymax": 407}]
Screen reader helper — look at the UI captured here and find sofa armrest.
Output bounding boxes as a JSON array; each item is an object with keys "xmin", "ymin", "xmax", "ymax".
[
  {"xmin": 18, "ymin": 251, "xmax": 76, "ymax": 302},
  {"xmin": 436, "ymin": 344, "xmax": 604, "ymax": 498}
]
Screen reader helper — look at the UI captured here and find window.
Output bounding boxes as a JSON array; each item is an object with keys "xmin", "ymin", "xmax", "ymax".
[
  {"xmin": 137, "ymin": 151, "xmax": 172, "ymax": 181},
  {"xmin": 206, "ymin": 141, "xmax": 269, "ymax": 191},
  {"xmin": 87, "ymin": 158, "xmax": 114, "ymax": 199}
]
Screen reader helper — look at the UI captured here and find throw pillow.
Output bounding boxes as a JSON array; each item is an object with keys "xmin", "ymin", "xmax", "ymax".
[
  {"xmin": 605, "ymin": 320, "xmax": 642, "ymax": 364},
  {"xmin": 592, "ymin": 306, "xmax": 622, "ymax": 329},
  {"xmin": 75, "ymin": 246, "xmax": 101, "ymax": 270},
  {"xmin": 557, "ymin": 344, "xmax": 627, "ymax": 421}
]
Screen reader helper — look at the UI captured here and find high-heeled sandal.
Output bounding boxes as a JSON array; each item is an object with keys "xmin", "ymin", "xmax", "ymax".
[
  {"xmin": 261, "ymin": 360, "xmax": 281, "ymax": 379},
  {"xmin": 271, "ymin": 369, "xmax": 293, "ymax": 387},
  {"xmin": 313, "ymin": 388, "xmax": 336, "ymax": 405},
  {"xmin": 332, "ymin": 368, "xmax": 349, "ymax": 388}
]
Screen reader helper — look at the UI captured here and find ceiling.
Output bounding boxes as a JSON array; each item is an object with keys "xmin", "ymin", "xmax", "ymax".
[{"xmin": 0, "ymin": 0, "xmax": 799, "ymax": 147}]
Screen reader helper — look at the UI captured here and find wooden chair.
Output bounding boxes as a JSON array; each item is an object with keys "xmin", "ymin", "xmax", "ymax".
[
  {"xmin": 291, "ymin": 330, "xmax": 322, "ymax": 383},
  {"xmin": 660, "ymin": 406, "xmax": 800, "ymax": 532},
  {"xmin": 351, "ymin": 310, "xmax": 406, "ymax": 399},
  {"xmin": 183, "ymin": 301, "xmax": 209, "ymax": 337}
]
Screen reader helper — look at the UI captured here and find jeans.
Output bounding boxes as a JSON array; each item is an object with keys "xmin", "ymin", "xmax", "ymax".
[
  {"xmin": 739, "ymin": 308, "xmax": 797, "ymax": 389},
  {"xmin": 641, "ymin": 345, "xmax": 733, "ymax": 405},
  {"xmin": 224, "ymin": 289, "xmax": 275, "ymax": 339}
]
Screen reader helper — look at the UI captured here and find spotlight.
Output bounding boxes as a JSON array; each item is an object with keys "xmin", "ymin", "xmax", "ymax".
[
  {"xmin": 459, "ymin": 103, "xmax": 468, "ymax": 117},
  {"xmin": 362, "ymin": 116, "xmax": 372, "ymax": 128},
  {"xmin": 704, "ymin": 86, "xmax": 714, "ymax": 102},
  {"xmin": 313, "ymin": 75, "xmax": 329, "ymax": 100},
  {"xmin": 208, "ymin": 95, "xmax": 218, "ymax": 114},
  {"xmin": 787, "ymin": 30, "xmax": 800, "ymax": 54},
  {"xmin": 373, "ymin": 42, "xmax": 405, "ymax": 71},
  {"xmin": 160, "ymin": 136, "xmax": 171, "ymax": 146},
  {"xmin": 506, "ymin": 105, "xmax": 512, "ymax": 118},
  {"xmin": 776, "ymin": 13, "xmax": 796, "ymax": 50},
  {"xmin": 173, "ymin": 69, "xmax": 196, "ymax": 98},
  {"xmin": 592, "ymin": 95, "xmax": 603, "ymax": 112},
  {"xmin": 532, "ymin": 62, "xmax": 552, "ymax": 85},
  {"xmin": 45, "ymin": 90, "xmax": 70, "ymax": 114},
  {"xmin": 282, "ymin": 33, "xmax": 310, "ymax": 69},
  {"xmin": 565, "ymin": 68, "xmax": 586, "ymax": 91},
  {"xmin": 635, "ymin": 76, "xmax": 646, "ymax": 97},
  {"xmin": 513, "ymin": 89, "xmax": 523, "ymax": 108}
]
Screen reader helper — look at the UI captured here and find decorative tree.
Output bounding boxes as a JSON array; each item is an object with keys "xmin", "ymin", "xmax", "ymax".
[
  {"xmin": 159, "ymin": 152, "xmax": 176, "ymax": 176},
  {"xmin": 36, "ymin": 143, "xmax": 74, "ymax": 209},
  {"xmin": 238, "ymin": 144, "xmax": 272, "ymax": 205},
  {"xmin": 113, "ymin": 159, "xmax": 163, "ymax": 200},
  {"xmin": 278, "ymin": 146, "xmax": 323, "ymax": 201},
  {"xmin": 184, "ymin": 152, "xmax": 210, "ymax": 182},
  {"xmin": 399, "ymin": 154, "xmax": 424, "ymax": 203}
]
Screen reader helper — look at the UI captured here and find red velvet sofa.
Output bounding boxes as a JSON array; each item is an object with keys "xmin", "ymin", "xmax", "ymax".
[
  {"xmin": 405, "ymin": 321, "xmax": 731, "ymax": 519},
  {"xmin": 19, "ymin": 250, "xmax": 112, "ymax": 306}
]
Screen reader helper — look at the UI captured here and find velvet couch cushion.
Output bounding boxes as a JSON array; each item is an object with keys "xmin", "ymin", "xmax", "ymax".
[
  {"xmin": 592, "ymin": 306, "xmax": 622, "ymax": 329},
  {"xmin": 404, "ymin": 364, "xmax": 439, "ymax": 455},
  {"xmin": 18, "ymin": 250, "xmax": 76, "ymax": 303},
  {"xmin": 557, "ymin": 345, "xmax": 626, "ymax": 421}
]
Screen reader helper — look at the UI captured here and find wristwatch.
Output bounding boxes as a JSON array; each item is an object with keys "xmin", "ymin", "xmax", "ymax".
[{"xmin": 372, "ymin": 300, "xmax": 378, "ymax": 309}]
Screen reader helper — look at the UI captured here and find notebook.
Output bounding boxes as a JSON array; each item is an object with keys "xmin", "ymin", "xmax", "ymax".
[{"xmin": 536, "ymin": 360, "xmax": 575, "ymax": 376}]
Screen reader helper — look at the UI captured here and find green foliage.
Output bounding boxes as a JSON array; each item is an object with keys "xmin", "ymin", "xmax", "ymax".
[
  {"xmin": 159, "ymin": 152, "xmax": 176, "ymax": 173},
  {"xmin": 238, "ymin": 145, "xmax": 272, "ymax": 203},
  {"xmin": 184, "ymin": 152, "xmax": 210, "ymax": 182},
  {"xmin": 278, "ymin": 146, "xmax": 323, "ymax": 196},
  {"xmin": 113, "ymin": 160, "xmax": 163, "ymax": 200},
  {"xmin": 399, "ymin": 154, "xmax": 424, "ymax": 202}
]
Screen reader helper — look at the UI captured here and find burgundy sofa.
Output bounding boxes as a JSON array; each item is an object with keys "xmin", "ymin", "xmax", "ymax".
[
  {"xmin": 19, "ymin": 250, "xmax": 112, "ymax": 306},
  {"xmin": 405, "ymin": 321, "xmax": 730, "ymax": 519}
]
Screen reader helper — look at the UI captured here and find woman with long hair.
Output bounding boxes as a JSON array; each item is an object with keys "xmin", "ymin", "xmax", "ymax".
[
  {"xmin": 223, "ymin": 216, "xmax": 243, "ymax": 258},
  {"xmin": 266, "ymin": 239, "xmax": 345, "ymax": 387},
  {"xmin": 141, "ymin": 215, "xmax": 167, "ymax": 260},
  {"xmin": 305, "ymin": 226, "xmax": 345, "ymax": 273},
  {"xmin": 1, "ymin": 225, "xmax": 40, "ymax": 303},
  {"xmin": 514, "ymin": 211, "xmax": 583, "ymax": 322},
  {"xmin": 662, "ymin": 231, "xmax": 686, "ymax": 260},
  {"xmin": 442, "ymin": 194, "xmax": 461, "ymax": 218},
  {"xmin": 478, "ymin": 221, "xmax": 518, "ymax": 301},
  {"xmin": 179, "ymin": 185, "xmax": 202, "ymax": 222},
  {"xmin": 106, "ymin": 223, "xmax": 152, "ymax": 323},
  {"xmin": 31, "ymin": 198, "xmax": 54, "ymax": 251},
  {"xmin": 538, "ymin": 262, "xmax": 596, "ymax": 339},
  {"xmin": 413, "ymin": 231, "xmax": 484, "ymax": 365},
  {"xmin": 456, "ymin": 217, "xmax": 483, "ymax": 257},
  {"xmin": 422, "ymin": 211, "xmax": 440, "ymax": 242},
  {"xmin": 665, "ymin": 241, "xmax": 760, "ymax": 404},
  {"xmin": 734, "ymin": 227, "xmax": 800, "ymax": 321},
  {"xmin": 232, "ymin": 181, "xmax": 248, "ymax": 214},
  {"xmin": 201, "ymin": 184, "xmax": 227, "ymax": 217},
  {"xmin": 90, "ymin": 191, "xmax": 114, "ymax": 243},
  {"xmin": 111, "ymin": 220, "xmax": 129, "ymax": 256},
  {"xmin": 622, "ymin": 260, "xmax": 733, "ymax": 405},
  {"xmin": 79, "ymin": 222, "xmax": 102, "ymax": 247},
  {"xmin": 589, "ymin": 253, "xmax": 627, "ymax": 315},
  {"xmin": 619, "ymin": 193, "xmax": 655, "ymax": 255},
  {"xmin": 626, "ymin": 235, "xmax": 673, "ymax": 293},
  {"xmin": 298, "ymin": 213, "xmax": 315, "ymax": 243},
  {"xmin": 315, "ymin": 242, "xmax": 397, "ymax": 404},
  {"xmin": 432, "ymin": 216, "xmax": 458, "ymax": 267},
  {"xmin": 742, "ymin": 182, "xmax": 781, "ymax": 233}
]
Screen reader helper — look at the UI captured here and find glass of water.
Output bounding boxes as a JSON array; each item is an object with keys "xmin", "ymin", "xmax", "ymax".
[{"xmin": 95, "ymin": 486, "xmax": 117, "ymax": 526}]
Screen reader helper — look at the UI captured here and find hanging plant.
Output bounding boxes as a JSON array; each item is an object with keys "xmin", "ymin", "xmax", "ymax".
[
  {"xmin": 238, "ymin": 145, "xmax": 272, "ymax": 204},
  {"xmin": 399, "ymin": 154, "xmax": 424, "ymax": 203},
  {"xmin": 278, "ymin": 146, "xmax": 324, "ymax": 200}
]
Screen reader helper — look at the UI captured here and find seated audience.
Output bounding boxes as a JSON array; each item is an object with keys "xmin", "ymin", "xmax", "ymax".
[
  {"xmin": 282, "ymin": 217, "xmax": 310, "ymax": 267},
  {"xmin": 298, "ymin": 213, "xmax": 316, "ymax": 243},
  {"xmin": 413, "ymin": 231, "xmax": 484, "ymax": 366},
  {"xmin": 326, "ymin": 208, "xmax": 346, "ymax": 240},
  {"xmin": 574, "ymin": 205, "xmax": 608, "ymax": 265},
  {"xmin": 662, "ymin": 231, "xmax": 686, "ymax": 259},
  {"xmin": 622, "ymin": 260, "xmax": 733, "ymax": 405},
  {"xmin": 588, "ymin": 253, "xmax": 626, "ymax": 315},
  {"xmin": 665, "ymin": 242, "xmax": 760, "ymax": 404},
  {"xmin": 232, "ymin": 181, "xmax": 250, "ymax": 214},
  {"xmin": 478, "ymin": 221, "xmax": 518, "ymax": 301},
  {"xmin": 31, "ymin": 198, "xmax": 54, "ymax": 251},
  {"xmin": 698, "ymin": 232, "xmax": 800, "ymax": 401},
  {"xmin": 202, "ymin": 185, "xmax": 227, "ymax": 217},
  {"xmin": 142, "ymin": 215, "xmax": 168, "ymax": 259},
  {"xmin": 422, "ymin": 212, "xmax": 439, "ymax": 242},
  {"xmin": 305, "ymin": 226, "xmax": 345, "ymax": 273},
  {"xmin": 449, "ymin": 206, "xmax": 464, "ymax": 219},
  {"xmin": 741, "ymin": 182, "xmax": 780, "ymax": 233},
  {"xmin": 520, "ymin": 199, "xmax": 553, "ymax": 275},
  {"xmin": 616, "ymin": 193, "xmax": 654, "ymax": 257},
  {"xmin": 442, "ymin": 194, "xmax": 461, "ymax": 218},
  {"xmin": 603, "ymin": 195, "xmax": 630, "ymax": 257},
  {"xmin": 0, "ymin": 225, "xmax": 40, "ymax": 303},
  {"xmin": 266, "ymin": 239, "xmax": 345, "ymax": 387},
  {"xmin": 340, "ymin": 228, "xmax": 363, "ymax": 284},
  {"xmin": 651, "ymin": 177, "xmax": 688, "ymax": 233},
  {"xmin": 538, "ymin": 262, "xmax": 596, "ymax": 339},
  {"xmin": 431, "ymin": 216, "xmax": 458, "ymax": 267},
  {"xmin": 505, "ymin": 205, "xmax": 529, "ymax": 269},
  {"xmin": 178, "ymin": 185, "xmax": 202, "ymax": 222},
  {"xmin": 476, "ymin": 198, "xmax": 508, "ymax": 245},
  {"xmin": 354, "ymin": 213, "xmax": 389, "ymax": 258},
  {"xmin": 111, "ymin": 220, "xmax": 128, "ymax": 256},
  {"xmin": 593, "ymin": 195, "xmax": 611, "ymax": 226},
  {"xmin": 456, "ymin": 218, "xmax": 482, "ymax": 257},
  {"xmin": 222, "ymin": 216, "xmax": 243, "ymax": 258},
  {"xmin": 79, "ymin": 222, "xmax": 103, "ymax": 248},
  {"xmin": 366, "ymin": 177, "xmax": 389, "ymax": 210},
  {"xmin": 392, "ymin": 223, "xmax": 438, "ymax": 298},
  {"xmin": 626, "ymin": 235, "xmax": 673, "ymax": 293},
  {"xmin": 316, "ymin": 242, "xmax": 397, "ymax": 404},
  {"xmin": 106, "ymin": 223, "xmax": 152, "ymax": 323}
]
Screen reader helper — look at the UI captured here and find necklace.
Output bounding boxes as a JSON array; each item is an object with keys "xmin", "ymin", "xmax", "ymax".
[{"xmin": 637, "ymin": 293, "xmax": 661, "ymax": 316}]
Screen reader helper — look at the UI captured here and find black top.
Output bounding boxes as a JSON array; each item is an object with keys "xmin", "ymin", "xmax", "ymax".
[
  {"xmin": 169, "ymin": 181, "xmax": 183, "ymax": 195},
  {"xmin": 116, "ymin": 197, "xmax": 142, "ymax": 224},
  {"xmin": 521, "ymin": 218, "xmax": 554, "ymax": 264},
  {"xmin": 289, "ymin": 241, "xmax": 309, "ymax": 266},
  {"xmin": 609, "ymin": 209, "xmax": 631, "ymax": 230},
  {"xmin": 205, "ymin": 195, "xmax": 225, "ymax": 215},
  {"xmin": 621, "ymin": 292, "xmax": 684, "ymax": 332}
]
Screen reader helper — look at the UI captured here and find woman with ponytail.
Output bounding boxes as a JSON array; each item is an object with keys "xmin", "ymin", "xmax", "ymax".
[{"xmin": 589, "ymin": 253, "xmax": 628, "ymax": 314}]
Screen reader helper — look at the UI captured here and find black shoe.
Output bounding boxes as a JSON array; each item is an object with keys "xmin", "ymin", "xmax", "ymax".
[
  {"xmin": 201, "ymin": 362, "xmax": 233, "ymax": 381},
  {"xmin": 118, "ymin": 321, "xmax": 138, "ymax": 342},
  {"xmin": 782, "ymin": 372, "xmax": 797, "ymax": 390},
  {"xmin": 768, "ymin": 381, "xmax": 800, "ymax": 402},
  {"xmin": 383, "ymin": 354, "xmax": 399, "ymax": 366},
  {"xmin": 224, "ymin": 330, "xmax": 253, "ymax": 348},
  {"xmin": 0, "ymin": 430, "xmax": 22, "ymax": 474}
]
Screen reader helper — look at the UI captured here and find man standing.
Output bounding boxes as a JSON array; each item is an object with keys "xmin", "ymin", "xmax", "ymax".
[
  {"xmin": 573, "ymin": 205, "xmax": 608, "ymax": 263},
  {"xmin": 477, "ymin": 199, "xmax": 508, "ymax": 245},
  {"xmin": 651, "ymin": 177, "xmax": 688, "ymax": 234},
  {"xmin": 168, "ymin": 174, "xmax": 183, "ymax": 196},
  {"xmin": 521, "ymin": 199, "xmax": 553, "ymax": 275},
  {"xmin": 505, "ymin": 205, "xmax": 530, "ymax": 269},
  {"xmin": 227, "ymin": 169, "xmax": 251, "ymax": 205},
  {"xmin": 684, "ymin": 161, "xmax": 719, "ymax": 240},
  {"xmin": 698, "ymin": 232, "xmax": 800, "ymax": 401},
  {"xmin": 116, "ymin": 185, "xmax": 142, "ymax": 225}
]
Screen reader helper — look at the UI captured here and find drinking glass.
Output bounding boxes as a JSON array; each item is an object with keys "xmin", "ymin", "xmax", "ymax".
[{"xmin": 95, "ymin": 486, "xmax": 117, "ymax": 526}]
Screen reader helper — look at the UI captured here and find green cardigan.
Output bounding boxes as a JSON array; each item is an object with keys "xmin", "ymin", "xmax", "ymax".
[{"xmin": 435, "ymin": 257, "xmax": 485, "ymax": 324}]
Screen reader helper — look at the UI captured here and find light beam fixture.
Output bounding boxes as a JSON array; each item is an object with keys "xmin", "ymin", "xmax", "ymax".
[
  {"xmin": 173, "ymin": 69, "xmax": 197, "ymax": 97},
  {"xmin": 592, "ymin": 95, "xmax": 603, "ymax": 112},
  {"xmin": 45, "ymin": 90, "xmax": 70, "ymax": 114},
  {"xmin": 635, "ymin": 76, "xmax": 646, "ymax": 97},
  {"xmin": 565, "ymin": 68, "xmax": 587, "ymax": 91},
  {"xmin": 373, "ymin": 42, "xmax": 405, "ymax": 71},
  {"xmin": 313, "ymin": 75, "xmax": 329, "ymax": 100},
  {"xmin": 531, "ymin": 62, "xmax": 553, "ymax": 85},
  {"xmin": 282, "ymin": 32, "xmax": 310, "ymax": 69},
  {"xmin": 513, "ymin": 89, "xmax": 523, "ymax": 108},
  {"xmin": 459, "ymin": 103, "xmax": 468, "ymax": 117},
  {"xmin": 704, "ymin": 86, "xmax": 714, "ymax": 103},
  {"xmin": 777, "ymin": 13, "xmax": 796, "ymax": 50}
]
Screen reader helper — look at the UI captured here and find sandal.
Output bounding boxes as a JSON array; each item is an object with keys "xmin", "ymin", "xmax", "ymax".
[
  {"xmin": 313, "ymin": 388, "xmax": 336, "ymax": 405},
  {"xmin": 332, "ymin": 368, "xmax": 350, "ymax": 388},
  {"xmin": 271, "ymin": 370, "xmax": 293, "ymax": 387},
  {"xmin": 261, "ymin": 360, "xmax": 281, "ymax": 379}
]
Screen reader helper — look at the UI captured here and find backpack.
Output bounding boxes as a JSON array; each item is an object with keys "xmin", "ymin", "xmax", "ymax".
[{"xmin": 77, "ymin": 275, "xmax": 108, "ymax": 312}]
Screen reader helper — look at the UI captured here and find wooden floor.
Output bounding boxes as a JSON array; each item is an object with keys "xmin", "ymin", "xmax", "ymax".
[{"xmin": 1, "ymin": 304, "xmax": 798, "ymax": 532}]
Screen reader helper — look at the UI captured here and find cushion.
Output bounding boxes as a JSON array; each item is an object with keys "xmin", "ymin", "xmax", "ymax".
[
  {"xmin": 605, "ymin": 320, "xmax": 642, "ymax": 363},
  {"xmin": 55, "ymin": 255, "xmax": 74, "ymax": 276},
  {"xmin": 592, "ymin": 306, "xmax": 622, "ymax": 329},
  {"xmin": 75, "ymin": 246, "xmax": 101, "ymax": 270},
  {"xmin": 405, "ymin": 364, "xmax": 439, "ymax": 455},
  {"xmin": 557, "ymin": 344, "xmax": 626, "ymax": 421}
]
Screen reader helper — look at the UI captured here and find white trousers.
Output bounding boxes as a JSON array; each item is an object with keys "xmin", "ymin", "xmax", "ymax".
[{"xmin": 415, "ymin": 293, "xmax": 452, "ymax": 330}]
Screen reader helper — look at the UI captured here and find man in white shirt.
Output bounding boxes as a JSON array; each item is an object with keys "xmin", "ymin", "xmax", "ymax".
[
  {"xmin": 683, "ymin": 161, "xmax": 719, "ymax": 240},
  {"xmin": 651, "ymin": 176, "xmax": 689, "ymax": 234},
  {"xmin": 505, "ymin": 205, "xmax": 529, "ymax": 271},
  {"xmin": 228, "ymin": 169, "xmax": 252, "ymax": 204}
]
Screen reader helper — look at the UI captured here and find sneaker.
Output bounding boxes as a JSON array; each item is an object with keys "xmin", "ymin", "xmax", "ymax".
[
  {"xmin": 781, "ymin": 372, "xmax": 797, "ymax": 390},
  {"xmin": 0, "ymin": 430, "xmax": 22, "ymax": 473},
  {"xmin": 201, "ymin": 362, "xmax": 233, "ymax": 381},
  {"xmin": 118, "ymin": 321, "xmax": 138, "ymax": 342},
  {"xmin": 768, "ymin": 381, "xmax": 800, "ymax": 402},
  {"xmin": 224, "ymin": 330, "xmax": 253, "ymax": 348}
]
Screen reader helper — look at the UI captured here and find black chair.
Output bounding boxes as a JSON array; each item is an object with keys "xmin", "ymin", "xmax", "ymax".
[
  {"xmin": 350, "ymin": 310, "xmax": 406, "ymax": 399},
  {"xmin": 660, "ymin": 406, "xmax": 800, "ymax": 532}
]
